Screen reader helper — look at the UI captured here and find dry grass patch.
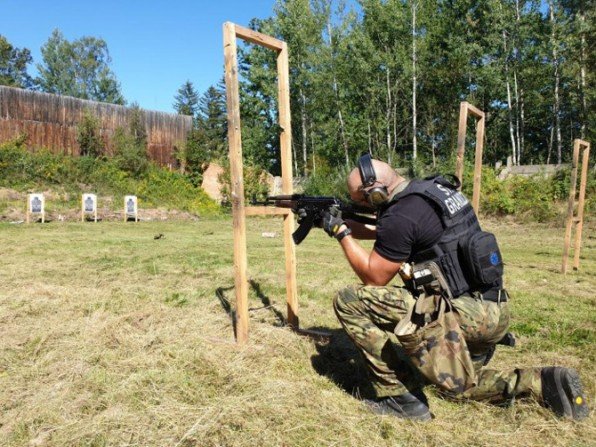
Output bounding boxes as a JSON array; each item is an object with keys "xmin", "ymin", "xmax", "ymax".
[{"xmin": 0, "ymin": 218, "xmax": 594, "ymax": 446}]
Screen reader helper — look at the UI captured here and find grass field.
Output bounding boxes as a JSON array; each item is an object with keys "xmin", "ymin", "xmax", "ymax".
[{"xmin": 0, "ymin": 217, "xmax": 594, "ymax": 447}]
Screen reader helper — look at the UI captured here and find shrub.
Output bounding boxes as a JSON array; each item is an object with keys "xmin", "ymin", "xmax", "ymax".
[
  {"xmin": 218, "ymin": 159, "xmax": 269, "ymax": 206},
  {"xmin": 76, "ymin": 110, "xmax": 103, "ymax": 158},
  {"xmin": 112, "ymin": 127, "xmax": 149, "ymax": 177}
]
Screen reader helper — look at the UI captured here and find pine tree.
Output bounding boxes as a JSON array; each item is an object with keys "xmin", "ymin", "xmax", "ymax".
[{"xmin": 173, "ymin": 80, "xmax": 200, "ymax": 117}]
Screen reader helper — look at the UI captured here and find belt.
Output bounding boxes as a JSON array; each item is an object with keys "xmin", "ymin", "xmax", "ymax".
[{"xmin": 482, "ymin": 289, "xmax": 508, "ymax": 303}]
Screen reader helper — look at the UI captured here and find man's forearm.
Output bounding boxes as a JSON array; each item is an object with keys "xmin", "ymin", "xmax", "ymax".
[
  {"xmin": 344, "ymin": 219, "xmax": 376, "ymax": 240},
  {"xmin": 338, "ymin": 233, "xmax": 374, "ymax": 283}
]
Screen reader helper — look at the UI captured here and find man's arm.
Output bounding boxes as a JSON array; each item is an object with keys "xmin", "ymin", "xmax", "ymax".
[
  {"xmin": 344, "ymin": 219, "xmax": 376, "ymax": 240},
  {"xmin": 335, "ymin": 224, "xmax": 402, "ymax": 286}
]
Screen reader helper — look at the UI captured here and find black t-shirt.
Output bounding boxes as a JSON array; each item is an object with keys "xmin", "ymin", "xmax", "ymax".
[{"xmin": 373, "ymin": 194, "xmax": 444, "ymax": 262}]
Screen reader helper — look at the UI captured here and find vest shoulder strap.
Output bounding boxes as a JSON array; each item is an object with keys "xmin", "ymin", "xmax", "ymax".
[{"xmin": 389, "ymin": 175, "xmax": 472, "ymax": 225}]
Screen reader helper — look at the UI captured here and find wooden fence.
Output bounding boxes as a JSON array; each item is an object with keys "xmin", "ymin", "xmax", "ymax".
[{"xmin": 0, "ymin": 86, "xmax": 193, "ymax": 166}]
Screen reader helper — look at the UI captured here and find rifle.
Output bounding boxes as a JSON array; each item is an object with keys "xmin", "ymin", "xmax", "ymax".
[{"xmin": 252, "ymin": 194, "xmax": 377, "ymax": 245}]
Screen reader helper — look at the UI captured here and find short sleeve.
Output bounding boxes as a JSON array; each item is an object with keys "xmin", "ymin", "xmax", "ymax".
[{"xmin": 373, "ymin": 209, "xmax": 418, "ymax": 262}]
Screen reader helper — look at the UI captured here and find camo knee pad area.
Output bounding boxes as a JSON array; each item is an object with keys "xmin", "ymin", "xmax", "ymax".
[
  {"xmin": 333, "ymin": 285, "xmax": 420, "ymax": 397},
  {"xmin": 451, "ymin": 295, "xmax": 511, "ymax": 353},
  {"xmin": 334, "ymin": 285, "xmax": 416, "ymax": 328}
]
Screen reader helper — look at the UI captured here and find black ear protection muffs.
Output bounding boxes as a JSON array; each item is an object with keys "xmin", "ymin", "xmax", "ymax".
[{"xmin": 357, "ymin": 153, "xmax": 388, "ymax": 207}]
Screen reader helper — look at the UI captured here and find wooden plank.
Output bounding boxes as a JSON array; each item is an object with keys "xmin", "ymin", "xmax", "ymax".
[
  {"xmin": 561, "ymin": 139, "xmax": 580, "ymax": 274},
  {"xmin": 573, "ymin": 142, "xmax": 590, "ymax": 270},
  {"xmin": 472, "ymin": 113, "xmax": 485, "ymax": 213},
  {"xmin": 277, "ymin": 42, "xmax": 299, "ymax": 329},
  {"xmin": 455, "ymin": 101, "xmax": 468, "ymax": 185},
  {"xmin": 232, "ymin": 23, "xmax": 284, "ymax": 51},
  {"xmin": 245, "ymin": 206, "xmax": 291, "ymax": 216},
  {"xmin": 224, "ymin": 22, "xmax": 250, "ymax": 344},
  {"xmin": 466, "ymin": 103, "xmax": 485, "ymax": 119}
]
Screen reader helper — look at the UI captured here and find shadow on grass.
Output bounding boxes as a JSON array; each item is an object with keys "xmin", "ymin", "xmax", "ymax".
[
  {"xmin": 215, "ymin": 285, "xmax": 236, "ymax": 338},
  {"xmin": 308, "ymin": 327, "xmax": 376, "ymax": 399},
  {"xmin": 248, "ymin": 280, "xmax": 286, "ymax": 327},
  {"xmin": 215, "ymin": 281, "xmax": 286, "ymax": 339}
]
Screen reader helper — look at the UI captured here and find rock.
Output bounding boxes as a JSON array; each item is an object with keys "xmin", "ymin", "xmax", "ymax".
[{"xmin": 201, "ymin": 163, "xmax": 225, "ymax": 203}]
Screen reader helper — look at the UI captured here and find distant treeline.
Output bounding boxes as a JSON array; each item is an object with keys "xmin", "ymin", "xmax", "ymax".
[{"xmin": 225, "ymin": 0, "xmax": 594, "ymax": 177}]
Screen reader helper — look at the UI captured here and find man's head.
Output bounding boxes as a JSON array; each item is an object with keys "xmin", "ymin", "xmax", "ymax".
[{"xmin": 348, "ymin": 155, "xmax": 405, "ymax": 209}]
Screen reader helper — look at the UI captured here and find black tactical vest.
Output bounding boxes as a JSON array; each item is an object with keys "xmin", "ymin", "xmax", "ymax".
[{"xmin": 385, "ymin": 175, "xmax": 503, "ymax": 297}]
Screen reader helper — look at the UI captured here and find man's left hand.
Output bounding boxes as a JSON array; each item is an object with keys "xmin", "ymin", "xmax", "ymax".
[{"xmin": 322, "ymin": 206, "xmax": 345, "ymax": 237}]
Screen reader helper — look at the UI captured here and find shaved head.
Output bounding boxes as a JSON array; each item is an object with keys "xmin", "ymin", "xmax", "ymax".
[{"xmin": 347, "ymin": 159, "xmax": 405, "ymax": 205}]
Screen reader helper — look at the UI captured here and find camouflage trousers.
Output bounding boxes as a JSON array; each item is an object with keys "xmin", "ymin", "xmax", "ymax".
[{"xmin": 334, "ymin": 285, "xmax": 542, "ymax": 402}]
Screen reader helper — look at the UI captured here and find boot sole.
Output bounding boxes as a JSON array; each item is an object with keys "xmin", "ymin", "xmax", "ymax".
[{"xmin": 544, "ymin": 367, "xmax": 588, "ymax": 420}]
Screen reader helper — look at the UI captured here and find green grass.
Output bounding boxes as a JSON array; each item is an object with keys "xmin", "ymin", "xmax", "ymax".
[{"xmin": 0, "ymin": 218, "xmax": 594, "ymax": 446}]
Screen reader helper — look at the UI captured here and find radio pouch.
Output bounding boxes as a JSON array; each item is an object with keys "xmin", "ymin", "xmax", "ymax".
[{"xmin": 462, "ymin": 231, "xmax": 503, "ymax": 286}]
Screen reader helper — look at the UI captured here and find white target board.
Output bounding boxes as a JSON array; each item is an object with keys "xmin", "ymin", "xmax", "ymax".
[
  {"xmin": 124, "ymin": 195, "xmax": 138, "ymax": 222},
  {"xmin": 27, "ymin": 193, "xmax": 45, "ymax": 223},
  {"xmin": 82, "ymin": 193, "xmax": 98, "ymax": 222}
]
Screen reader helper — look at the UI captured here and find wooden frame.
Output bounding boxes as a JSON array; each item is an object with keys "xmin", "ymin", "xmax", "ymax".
[
  {"xmin": 455, "ymin": 101, "xmax": 485, "ymax": 213},
  {"xmin": 561, "ymin": 139, "xmax": 591, "ymax": 274},
  {"xmin": 224, "ymin": 22, "xmax": 298, "ymax": 344},
  {"xmin": 26, "ymin": 193, "xmax": 45, "ymax": 224},
  {"xmin": 81, "ymin": 193, "xmax": 98, "ymax": 222}
]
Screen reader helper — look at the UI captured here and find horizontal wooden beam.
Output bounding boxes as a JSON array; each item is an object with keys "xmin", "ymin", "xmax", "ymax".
[
  {"xmin": 245, "ymin": 206, "xmax": 291, "ymax": 217},
  {"xmin": 466, "ymin": 102, "xmax": 485, "ymax": 119},
  {"xmin": 231, "ymin": 23, "xmax": 284, "ymax": 52}
]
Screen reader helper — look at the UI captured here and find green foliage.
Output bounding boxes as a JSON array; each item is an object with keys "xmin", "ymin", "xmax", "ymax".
[
  {"xmin": 112, "ymin": 105, "xmax": 149, "ymax": 177},
  {"xmin": 181, "ymin": 127, "xmax": 208, "ymax": 186},
  {"xmin": 297, "ymin": 158, "xmax": 595, "ymax": 223},
  {"xmin": 76, "ymin": 109, "xmax": 103, "ymax": 158},
  {"xmin": 173, "ymin": 80, "xmax": 199, "ymax": 117},
  {"xmin": 0, "ymin": 34, "xmax": 33, "ymax": 88},
  {"xmin": 302, "ymin": 160, "xmax": 351, "ymax": 201},
  {"xmin": 218, "ymin": 159, "xmax": 270, "ymax": 205},
  {"xmin": 196, "ymin": 80, "xmax": 227, "ymax": 160},
  {"xmin": 112, "ymin": 127, "xmax": 148, "ymax": 177},
  {"xmin": 0, "ymin": 141, "xmax": 219, "ymax": 217},
  {"xmin": 36, "ymin": 29, "xmax": 124, "ymax": 104}
]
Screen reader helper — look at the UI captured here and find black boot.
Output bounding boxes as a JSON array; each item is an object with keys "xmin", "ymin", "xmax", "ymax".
[
  {"xmin": 366, "ymin": 391, "xmax": 432, "ymax": 421},
  {"xmin": 541, "ymin": 367, "xmax": 588, "ymax": 420}
]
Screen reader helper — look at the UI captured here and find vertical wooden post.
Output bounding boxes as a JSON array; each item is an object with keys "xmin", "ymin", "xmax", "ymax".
[
  {"xmin": 455, "ymin": 102, "xmax": 469, "ymax": 183},
  {"xmin": 224, "ymin": 22, "xmax": 250, "ymax": 344},
  {"xmin": 277, "ymin": 42, "xmax": 299, "ymax": 329},
  {"xmin": 454, "ymin": 101, "xmax": 485, "ymax": 214},
  {"xmin": 472, "ymin": 111, "xmax": 485, "ymax": 212},
  {"xmin": 26, "ymin": 195, "xmax": 30, "ymax": 224},
  {"xmin": 562, "ymin": 139, "xmax": 591, "ymax": 273}
]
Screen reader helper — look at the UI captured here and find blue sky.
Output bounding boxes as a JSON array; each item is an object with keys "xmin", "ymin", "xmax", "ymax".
[{"xmin": 1, "ymin": 0, "xmax": 278, "ymax": 113}]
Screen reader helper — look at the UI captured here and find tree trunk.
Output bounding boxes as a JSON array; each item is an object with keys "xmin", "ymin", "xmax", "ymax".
[
  {"xmin": 368, "ymin": 121, "xmax": 372, "ymax": 155},
  {"xmin": 300, "ymin": 88, "xmax": 308, "ymax": 176},
  {"xmin": 385, "ymin": 61, "xmax": 392, "ymax": 165},
  {"xmin": 520, "ymin": 87, "xmax": 525, "ymax": 162},
  {"xmin": 549, "ymin": 0, "xmax": 562, "ymax": 164},
  {"xmin": 502, "ymin": 29, "xmax": 517, "ymax": 165},
  {"xmin": 514, "ymin": 0, "xmax": 523, "ymax": 164},
  {"xmin": 310, "ymin": 122, "xmax": 316, "ymax": 177},
  {"xmin": 412, "ymin": 0, "xmax": 418, "ymax": 160},
  {"xmin": 327, "ymin": 22, "xmax": 350, "ymax": 167},
  {"xmin": 514, "ymin": 71, "xmax": 521, "ymax": 164},
  {"xmin": 579, "ymin": 3, "xmax": 586, "ymax": 139},
  {"xmin": 547, "ymin": 124, "xmax": 554, "ymax": 164}
]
